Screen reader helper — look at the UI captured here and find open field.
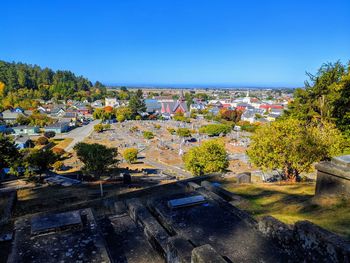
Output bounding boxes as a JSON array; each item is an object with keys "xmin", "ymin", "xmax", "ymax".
[{"xmin": 221, "ymin": 181, "xmax": 350, "ymax": 239}]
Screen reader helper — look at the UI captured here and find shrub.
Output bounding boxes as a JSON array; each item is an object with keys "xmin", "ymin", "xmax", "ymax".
[
  {"xmin": 199, "ymin": 124, "xmax": 231, "ymax": 136},
  {"xmin": 52, "ymin": 161, "xmax": 64, "ymax": 171},
  {"xmin": 167, "ymin": 127, "xmax": 176, "ymax": 134},
  {"xmin": 129, "ymin": 126, "xmax": 139, "ymax": 132},
  {"xmin": 36, "ymin": 136, "xmax": 49, "ymax": 145},
  {"xmin": 154, "ymin": 124, "xmax": 161, "ymax": 129},
  {"xmin": 44, "ymin": 131, "xmax": 56, "ymax": 138},
  {"xmin": 104, "ymin": 123, "xmax": 111, "ymax": 130},
  {"xmin": 94, "ymin": 123, "xmax": 104, "ymax": 132},
  {"xmin": 143, "ymin": 131, "xmax": 154, "ymax": 140},
  {"xmin": 123, "ymin": 148, "xmax": 138, "ymax": 163},
  {"xmin": 135, "ymin": 115, "xmax": 142, "ymax": 120},
  {"xmin": 52, "ymin": 147, "xmax": 66, "ymax": 156},
  {"xmin": 117, "ymin": 114, "xmax": 126, "ymax": 122},
  {"xmin": 176, "ymin": 128, "xmax": 191, "ymax": 137}
]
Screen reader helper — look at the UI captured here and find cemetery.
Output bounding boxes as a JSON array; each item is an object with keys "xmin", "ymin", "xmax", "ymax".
[{"xmin": 3, "ymin": 170, "xmax": 349, "ymax": 263}]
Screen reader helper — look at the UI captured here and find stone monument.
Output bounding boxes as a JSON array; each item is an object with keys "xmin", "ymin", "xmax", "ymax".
[{"xmin": 315, "ymin": 155, "xmax": 350, "ymax": 198}]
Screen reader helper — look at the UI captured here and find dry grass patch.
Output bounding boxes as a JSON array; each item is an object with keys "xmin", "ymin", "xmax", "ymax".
[
  {"xmin": 221, "ymin": 181, "xmax": 350, "ymax": 239},
  {"xmin": 52, "ymin": 138, "xmax": 74, "ymax": 149}
]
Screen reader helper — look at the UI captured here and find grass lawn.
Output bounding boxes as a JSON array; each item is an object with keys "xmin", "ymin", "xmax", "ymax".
[
  {"xmin": 52, "ymin": 138, "xmax": 73, "ymax": 149},
  {"xmin": 221, "ymin": 181, "xmax": 350, "ymax": 239}
]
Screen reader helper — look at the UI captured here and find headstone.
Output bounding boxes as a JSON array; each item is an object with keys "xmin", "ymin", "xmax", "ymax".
[
  {"xmin": 237, "ymin": 172, "xmax": 251, "ymax": 184},
  {"xmin": 315, "ymin": 155, "xmax": 350, "ymax": 198},
  {"xmin": 191, "ymin": 244, "xmax": 226, "ymax": 263}
]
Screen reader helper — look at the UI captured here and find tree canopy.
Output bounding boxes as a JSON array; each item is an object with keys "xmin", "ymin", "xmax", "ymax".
[
  {"xmin": 0, "ymin": 134, "xmax": 21, "ymax": 171},
  {"xmin": 285, "ymin": 61, "xmax": 350, "ymax": 135},
  {"xmin": 247, "ymin": 118, "xmax": 344, "ymax": 181},
  {"xmin": 0, "ymin": 60, "xmax": 106, "ymax": 109},
  {"xmin": 122, "ymin": 148, "xmax": 138, "ymax": 164},
  {"xmin": 183, "ymin": 139, "xmax": 228, "ymax": 176},
  {"xmin": 128, "ymin": 89, "xmax": 146, "ymax": 117},
  {"xmin": 74, "ymin": 142, "xmax": 118, "ymax": 179}
]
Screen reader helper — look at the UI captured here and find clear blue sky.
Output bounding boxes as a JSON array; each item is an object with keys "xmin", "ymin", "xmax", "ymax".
[{"xmin": 1, "ymin": 0, "xmax": 350, "ymax": 87}]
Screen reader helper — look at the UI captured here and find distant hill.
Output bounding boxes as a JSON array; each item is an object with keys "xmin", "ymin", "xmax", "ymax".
[{"xmin": 0, "ymin": 60, "xmax": 106, "ymax": 109}]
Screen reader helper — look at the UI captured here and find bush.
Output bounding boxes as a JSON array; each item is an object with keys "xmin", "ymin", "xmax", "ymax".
[
  {"xmin": 104, "ymin": 123, "xmax": 111, "ymax": 130},
  {"xmin": 123, "ymin": 148, "xmax": 138, "ymax": 163},
  {"xmin": 135, "ymin": 115, "xmax": 142, "ymax": 120},
  {"xmin": 199, "ymin": 124, "xmax": 231, "ymax": 136},
  {"xmin": 167, "ymin": 127, "xmax": 176, "ymax": 134},
  {"xmin": 52, "ymin": 161, "xmax": 64, "ymax": 171},
  {"xmin": 52, "ymin": 147, "xmax": 66, "ymax": 156},
  {"xmin": 44, "ymin": 131, "xmax": 56, "ymax": 138},
  {"xmin": 94, "ymin": 123, "xmax": 104, "ymax": 132},
  {"xmin": 117, "ymin": 114, "xmax": 126, "ymax": 122},
  {"xmin": 129, "ymin": 126, "xmax": 139, "ymax": 132},
  {"xmin": 154, "ymin": 124, "xmax": 161, "ymax": 129},
  {"xmin": 176, "ymin": 128, "xmax": 191, "ymax": 137},
  {"xmin": 36, "ymin": 136, "xmax": 49, "ymax": 145},
  {"xmin": 143, "ymin": 131, "xmax": 154, "ymax": 140}
]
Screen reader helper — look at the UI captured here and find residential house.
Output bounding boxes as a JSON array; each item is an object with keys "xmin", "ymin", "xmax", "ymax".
[
  {"xmin": 105, "ymin": 97, "xmax": 119, "ymax": 108},
  {"xmin": 190, "ymin": 103, "xmax": 206, "ymax": 111},
  {"xmin": 14, "ymin": 135, "xmax": 32, "ymax": 149},
  {"xmin": 44, "ymin": 122, "xmax": 70, "ymax": 134},
  {"xmin": 76, "ymin": 106, "xmax": 91, "ymax": 116},
  {"xmin": 13, "ymin": 126, "xmax": 40, "ymax": 135},
  {"xmin": 241, "ymin": 110, "xmax": 257, "ymax": 123},
  {"xmin": 50, "ymin": 107, "xmax": 66, "ymax": 118},
  {"xmin": 145, "ymin": 99, "xmax": 161, "ymax": 113},
  {"xmin": 1, "ymin": 109, "xmax": 26, "ymax": 123},
  {"xmin": 91, "ymin": 100, "xmax": 103, "ymax": 108}
]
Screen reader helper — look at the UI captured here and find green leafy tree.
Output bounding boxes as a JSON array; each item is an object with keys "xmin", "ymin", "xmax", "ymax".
[
  {"xmin": 25, "ymin": 149, "xmax": 58, "ymax": 178},
  {"xmin": 74, "ymin": 142, "xmax": 118, "ymax": 179},
  {"xmin": 176, "ymin": 128, "xmax": 191, "ymax": 137},
  {"xmin": 129, "ymin": 89, "xmax": 146, "ymax": 117},
  {"xmin": 123, "ymin": 148, "xmax": 138, "ymax": 163},
  {"xmin": 0, "ymin": 134, "xmax": 21, "ymax": 171},
  {"xmin": 285, "ymin": 61, "xmax": 350, "ymax": 134},
  {"xmin": 199, "ymin": 124, "xmax": 231, "ymax": 136},
  {"xmin": 247, "ymin": 118, "xmax": 344, "ymax": 182},
  {"xmin": 183, "ymin": 139, "xmax": 228, "ymax": 176}
]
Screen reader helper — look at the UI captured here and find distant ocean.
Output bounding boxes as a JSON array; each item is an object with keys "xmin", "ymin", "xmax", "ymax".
[{"xmin": 105, "ymin": 83, "xmax": 297, "ymax": 90}]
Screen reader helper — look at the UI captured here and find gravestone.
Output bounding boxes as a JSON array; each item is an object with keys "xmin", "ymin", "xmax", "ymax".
[
  {"xmin": 237, "ymin": 172, "xmax": 251, "ymax": 184},
  {"xmin": 315, "ymin": 155, "xmax": 350, "ymax": 198}
]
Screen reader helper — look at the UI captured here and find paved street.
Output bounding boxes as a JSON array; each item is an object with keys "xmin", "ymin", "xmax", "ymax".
[{"xmin": 63, "ymin": 120, "xmax": 100, "ymax": 151}]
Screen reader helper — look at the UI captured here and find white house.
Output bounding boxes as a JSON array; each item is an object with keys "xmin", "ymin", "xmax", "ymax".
[{"xmin": 105, "ymin": 97, "xmax": 119, "ymax": 108}]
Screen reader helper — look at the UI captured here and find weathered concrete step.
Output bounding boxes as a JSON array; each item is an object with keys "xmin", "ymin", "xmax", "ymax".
[{"xmin": 125, "ymin": 198, "xmax": 170, "ymax": 257}]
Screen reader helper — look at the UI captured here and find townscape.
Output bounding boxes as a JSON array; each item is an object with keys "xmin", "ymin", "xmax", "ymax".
[{"xmin": 1, "ymin": 1, "xmax": 350, "ymax": 263}]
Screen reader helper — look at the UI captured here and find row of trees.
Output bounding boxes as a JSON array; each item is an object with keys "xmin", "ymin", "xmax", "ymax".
[{"xmin": 0, "ymin": 60, "xmax": 107, "ymax": 110}]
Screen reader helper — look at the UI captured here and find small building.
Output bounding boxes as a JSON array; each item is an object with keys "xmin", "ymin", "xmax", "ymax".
[
  {"xmin": 105, "ymin": 97, "xmax": 119, "ymax": 108},
  {"xmin": 13, "ymin": 126, "xmax": 40, "ymax": 135},
  {"xmin": 145, "ymin": 99, "xmax": 161, "ymax": 113},
  {"xmin": 14, "ymin": 135, "xmax": 33, "ymax": 149},
  {"xmin": 1, "ymin": 110, "xmax": 25, "ymax": 123},
  {"xmin": 44, "ymin": 122, "xmax": 70, "ymax": 134}
]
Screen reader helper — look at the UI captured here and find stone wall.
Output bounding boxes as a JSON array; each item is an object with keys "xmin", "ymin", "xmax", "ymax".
[
  {"xmin": 0, "ymin": 191, "xmax": 17, "ymax": 226},
  {"xmin": 258, "ymin": 216, "xmax": 350, "ymax": 262}
]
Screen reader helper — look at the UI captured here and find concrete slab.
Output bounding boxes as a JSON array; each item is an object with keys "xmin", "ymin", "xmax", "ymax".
[
  {"xmin": 168, "ymin": 195, "xmax": 206, "ymax": 209},
  {"xmin": 31, "ymin": 210, "xmax": 82, "ymax": 235}
]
